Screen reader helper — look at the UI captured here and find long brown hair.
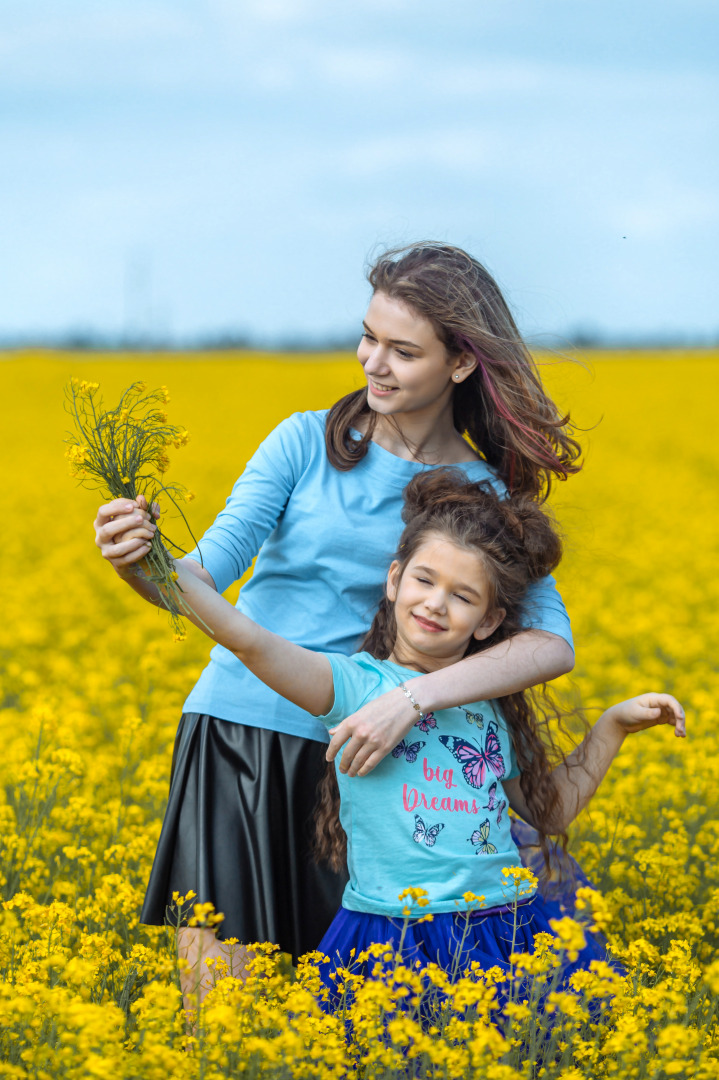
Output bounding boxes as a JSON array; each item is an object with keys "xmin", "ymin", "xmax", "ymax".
[
  {"xmin": 325, "ymin": 242, "xmax": 582, "ymax": 500},
  {"xmin": 315, "ymin": 468, "xmax": 572, "ymax": 872}
]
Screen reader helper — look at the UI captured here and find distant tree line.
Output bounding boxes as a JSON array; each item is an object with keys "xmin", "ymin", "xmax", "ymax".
[{"xmin": 1, "ymin": 327, "xmax": 717, "ymax": 353}]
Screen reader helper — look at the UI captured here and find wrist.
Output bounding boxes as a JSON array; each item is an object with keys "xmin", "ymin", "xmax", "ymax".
[
  {"xmin": 115, "ymin": 560, "xmax": 150, "ymax": 583},
  {"xmin": 403, "ymin": 673, "xmax": 443, "ymax": 715},
  {"xmin": 395, "ymin": 673, "xmax": 427, "ymax": 717},
  {"xmin": 115, "ymin": 563, "xmax": 140, "ymax": 580},
  {"xmin": 597, "ymin": 705, "xmax": 628, "ymax": 742}
]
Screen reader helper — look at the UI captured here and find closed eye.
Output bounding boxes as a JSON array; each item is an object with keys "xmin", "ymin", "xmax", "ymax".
[{"xmin": 454, "ymin": 593, "xmax": 472, "ymax": 604}]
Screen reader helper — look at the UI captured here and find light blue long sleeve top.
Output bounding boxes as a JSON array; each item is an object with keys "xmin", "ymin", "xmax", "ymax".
[{"xmin": 183, "ymin": 410, "xmax": 573, "ymax": 743}]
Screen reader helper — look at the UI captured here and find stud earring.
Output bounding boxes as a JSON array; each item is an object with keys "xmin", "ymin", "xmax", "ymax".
[{"xmin": 454, "ymin": 374, "xmax": 460, "ymax": 380}]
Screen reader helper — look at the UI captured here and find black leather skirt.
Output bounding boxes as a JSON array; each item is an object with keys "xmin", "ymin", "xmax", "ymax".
[{"xmin": 141, "ymin": 713, "xmax": 348, "ymax": 961}]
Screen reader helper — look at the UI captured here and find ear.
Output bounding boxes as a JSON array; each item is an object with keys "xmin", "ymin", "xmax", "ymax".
[
  {"xmin": 386, "ymin": 560, "xmax": 401, "ymax": 602},
  {"xmin": 450, "ymin": 349, "xmax": 478, "ymax": 385},
  {"xmin": 472, "ymin": 607, "xmax": 506, "ymax": 642}
]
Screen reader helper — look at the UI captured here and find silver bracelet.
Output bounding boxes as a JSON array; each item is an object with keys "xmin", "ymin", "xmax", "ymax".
[{"xmin": 399, "ymin": 682, "xmax": 425, "ymax": 719}]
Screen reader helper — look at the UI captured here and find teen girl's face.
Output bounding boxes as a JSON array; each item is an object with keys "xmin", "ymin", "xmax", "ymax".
[
  {"xmin": 386, "ymin": 534, "xmax": 505, "ymax": 671},
  {"xmin": 358, "ymin": 292, "xmax": 472, "ymax": 417}
]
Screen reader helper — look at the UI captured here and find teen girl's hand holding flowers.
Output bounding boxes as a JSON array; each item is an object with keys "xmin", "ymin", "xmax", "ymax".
[{"xmin": 65, "ymin": 378, "xmax": 200, "ymax": 636}]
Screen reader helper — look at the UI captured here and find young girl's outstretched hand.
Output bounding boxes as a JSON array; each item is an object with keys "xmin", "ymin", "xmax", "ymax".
[
  {"xmin": 603, "ymin": 693, "xmax": 686, "ymax": 737},
  {"xmin": 504, "ymin": 692, "xmax": 685, "ymax": 834}
]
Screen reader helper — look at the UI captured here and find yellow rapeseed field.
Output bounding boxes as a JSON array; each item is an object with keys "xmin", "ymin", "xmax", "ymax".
[{"xmin": 1, "ymin": 349, "xmax": 718, "ymax": 1078}]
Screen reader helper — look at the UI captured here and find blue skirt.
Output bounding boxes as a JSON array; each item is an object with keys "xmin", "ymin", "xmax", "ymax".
[{"xmin": 317, "ymin": 819, "xmax": 610, "ymax": 991}]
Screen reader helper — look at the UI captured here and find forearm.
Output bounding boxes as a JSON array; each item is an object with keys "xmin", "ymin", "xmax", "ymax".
[
  {"xmin": 407, "ymin": 631, "xmax": 574, "ymax": 714},
  {"xmin": 163, "ymin": 561, "xmax": 267, "ymax": 655},
  {"xmin": 548, "ymin": 708, "xmax": 626, "ymax": 831},
  {"xmin": 165, "ymin": 561, "xmax": 334, "ymax": 716}
]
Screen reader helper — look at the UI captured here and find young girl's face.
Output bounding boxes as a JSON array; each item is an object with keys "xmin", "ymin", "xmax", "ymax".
[
  {"xmin": 386, "ymin": 533, "xmax": 505, "ymax": 671},
  {"xmin": 358, "ymin": 292, "xmax": 474, "ymax": 417}
]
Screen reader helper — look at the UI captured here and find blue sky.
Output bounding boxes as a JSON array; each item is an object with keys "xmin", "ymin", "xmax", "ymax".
[{"xmin": 2, "ymin": 0, "xmax": 717, "ymax": 344}]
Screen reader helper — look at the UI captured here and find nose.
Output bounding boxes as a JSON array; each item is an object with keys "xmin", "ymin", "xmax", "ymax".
[
  {"xmin": 360, "ymin": 341, "xmax": 390, "ymax": 376},
  {"xmin": 423, "ymin": 588, "xmax": 447, "ymax": 615}
]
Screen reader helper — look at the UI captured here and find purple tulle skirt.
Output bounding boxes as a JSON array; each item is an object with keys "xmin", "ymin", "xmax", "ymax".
[{"xmin": 317, "ymin": 819, "xmax": 611, "ymax": 996}]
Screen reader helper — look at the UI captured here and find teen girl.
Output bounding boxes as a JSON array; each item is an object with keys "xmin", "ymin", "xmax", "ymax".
[
  {"xmin": 149, "ymin": 468, "xmax": 685, "ymax": 981},
  {"xmin": 94, "ymin": 242, "xmax": 582, "ymax": 986}
]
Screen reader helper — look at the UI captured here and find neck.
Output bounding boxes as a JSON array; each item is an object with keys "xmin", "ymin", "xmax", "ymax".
[
  {"xmin": 388, "ymin": 643, "xmax": 468, "ymax": 674},
  {"xmin": 371, "ymin": 396, "xmax": 477, "ymax": 465}
]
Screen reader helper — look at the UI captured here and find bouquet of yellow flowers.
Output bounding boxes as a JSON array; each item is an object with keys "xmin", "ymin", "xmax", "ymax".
[{"xmin": 64, "ymin": 378, "xmax": 202, "ymax": 635}]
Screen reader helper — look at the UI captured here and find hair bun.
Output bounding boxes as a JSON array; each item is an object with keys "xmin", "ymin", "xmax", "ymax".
[
  {"xmin": 401, "ymin": 467, "xmax": 494, "ymax": 524},
  {"xmin": 499, "ymin": 496, "xmax": 562, "ymax": 580}
]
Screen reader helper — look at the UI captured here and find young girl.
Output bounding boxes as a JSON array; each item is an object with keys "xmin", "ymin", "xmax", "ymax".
[
  {"xmin": 149, "ymin": 468, "xmax": 684, "ymax": 981},
  {"xmin": 93, "ymin": 242, "xmax": 582, "ymax": 986}
]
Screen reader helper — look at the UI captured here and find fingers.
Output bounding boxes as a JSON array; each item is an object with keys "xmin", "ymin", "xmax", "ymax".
[
  {"xmin": 96, "ymin": 515, "xmax": 156, "ymax": 552},
  {"xmin": 639, "ymin": 693, "xmax": 686, "ymax": 737},
  {"xmin": 350, "ymin": 746, "xmax": 384, "ymax": 777},
  {"xmin": 94, "ymin": 497, "xmax": 160, "ymax": 534},
  {"xmin": 326, "ymin": 725, "xmax": 388, "ymax": 776},
  {"xmin": 110, "ymin": 538, "xmax": 154, "ymax": 568},
  {"xmin": 335, "ymin": 738, "xmax": 381, "ymax": 778},
  {"xmin": 661, "ymin": 694, "xmax": 685, "ymax": 737},
  {"xmin": 335, "ymin": 735, "xmax": 361, "ymax": 775},
  {"xmin": 325, "ymin": 723, "xmax": 347, "ymax": 763},
  {"xmin": 94, "ymin": 499, "xmax": 140, "ymax": 528},
  {"xmin": 136, "ymin": 493, "xmax": 161, "ymax": 519},
  {"xmin": 95, "ymin": 501, "xmax": 158, "ymax": 567}
]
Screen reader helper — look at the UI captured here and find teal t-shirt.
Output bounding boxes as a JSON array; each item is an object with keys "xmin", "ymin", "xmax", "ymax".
[{"xmin": 318, "ymin": 652, "xmax": 534, "ymax": 916}]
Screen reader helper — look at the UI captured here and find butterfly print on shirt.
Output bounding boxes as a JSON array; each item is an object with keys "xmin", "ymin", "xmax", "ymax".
[
  {"xmin": 482, "ymin": 781, "xmax": 507, "ymax": 826},
  {"xmin": 392, "ymin": 739, "xmax": 426, "ymax": 764},
  {"xmin": 468, "ymin": 818, "xmax": 498, "ymax": 855},
  {"xmin": 463, "ymin": 708, "xmax": 484, "ymax": 729},
  {"xmin": 438, "ymin": 720, "xmax": 506, "ymax": 789},
  {"xmin": 414, "ymin": 712, "xmax": 437, "ymax": 733},
  {"xmin": 413, "ymin": 815, "xmax": 445, "ymax": 847}
]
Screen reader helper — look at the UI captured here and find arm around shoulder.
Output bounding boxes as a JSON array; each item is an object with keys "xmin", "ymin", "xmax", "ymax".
[{"xmin": 326, "ymin": 629, "xmax": 574, "ymax": 778}]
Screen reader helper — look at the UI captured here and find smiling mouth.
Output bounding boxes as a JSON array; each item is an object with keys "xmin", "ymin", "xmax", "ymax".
[
  {"xmin": 368, "ymin": 379, "xmax": 398, "ymax": 393},
  {"xmin": 412, "ymin": 613, "xmax": 446, "ymax": 632}
]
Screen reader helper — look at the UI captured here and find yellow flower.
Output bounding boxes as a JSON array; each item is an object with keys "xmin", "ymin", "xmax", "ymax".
[
  {"xmin": 548, "ymin": 917, "xmax": 587, "ymax": 963},
  {"xmin": 398, "ymin": 886, "xmax": 429, "ymax": 904}
]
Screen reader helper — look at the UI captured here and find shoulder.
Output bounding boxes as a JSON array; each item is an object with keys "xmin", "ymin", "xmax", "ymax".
[
  {"xmin": 318, "ymin": 651, "xmax": 393, "ymax": 721},
  {"xmin": 326, "ymin": 651, "xmax": 405, "ymax": 694},
  {"xmin": 328, "ymin": 650, "xmax": 392, "ymax": 680},
  {"xmin": 269, "ymin": 409, "xmax": 328, "ymax": 443},
  {"xmin": 253, "ymin": 410, "xmax": 328, "ymax": 470}
]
